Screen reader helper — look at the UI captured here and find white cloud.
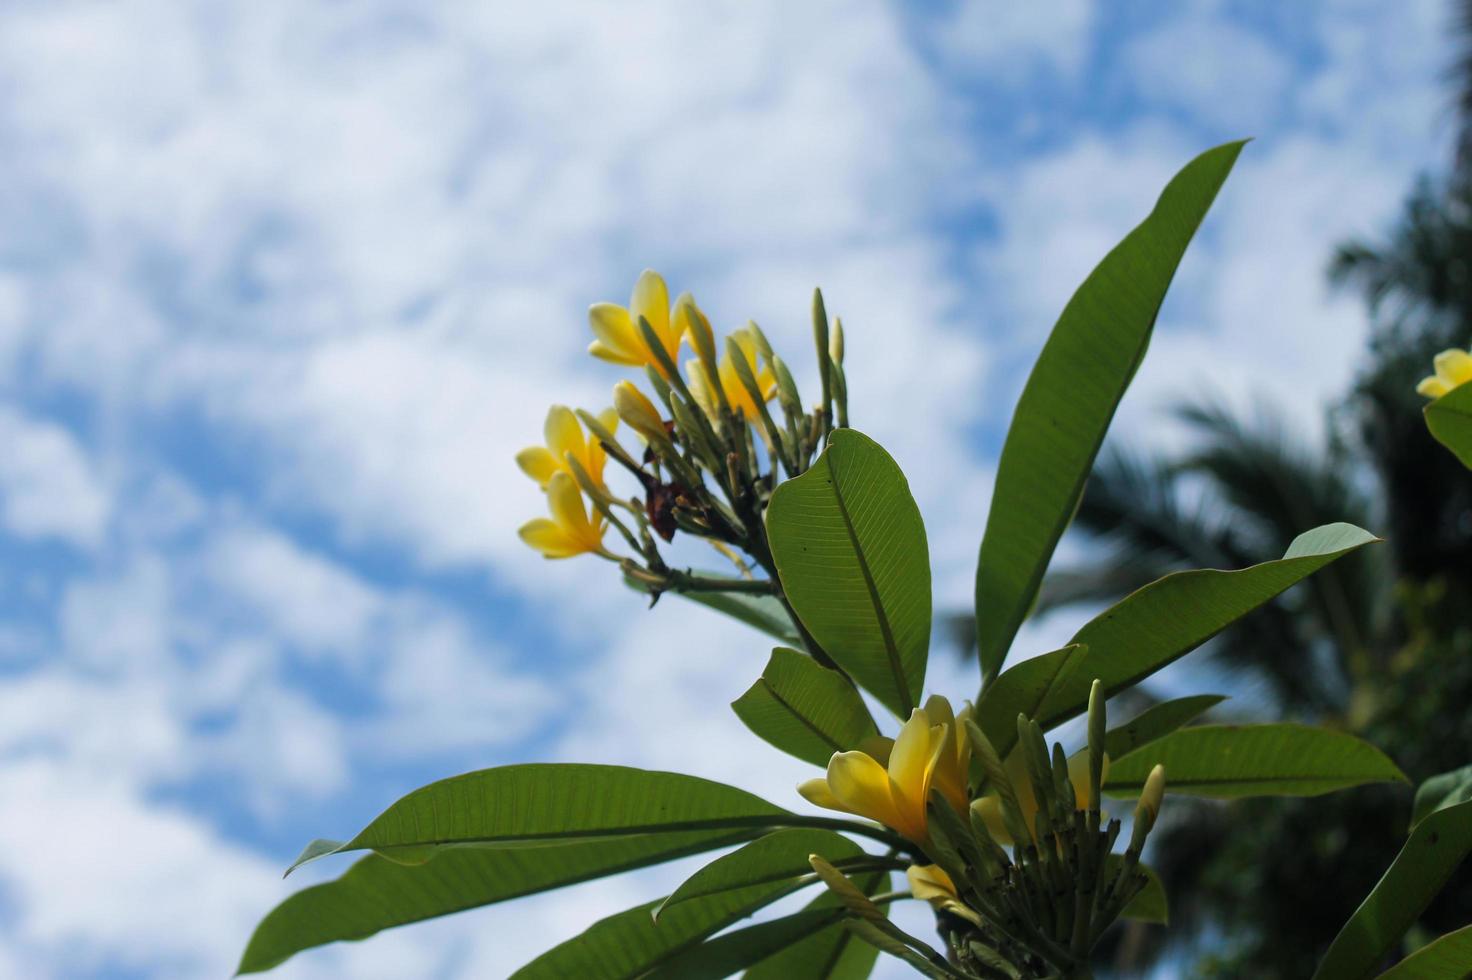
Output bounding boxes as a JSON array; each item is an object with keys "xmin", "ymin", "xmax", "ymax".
[
  {"xmin": 926, "ymin": 1, "xmax": 1096, "ymax": 84},
  {"xmin": 0, "ymin": 408, "xmax": 110, "ymax": 549}
]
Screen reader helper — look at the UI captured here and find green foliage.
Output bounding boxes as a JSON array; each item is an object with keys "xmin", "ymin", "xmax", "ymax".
[
  {"xmin": 509, "ymin": 884, "xmax": 802, "ymax": 979},
  {"xmin": 1412, "ymin": 764, "xmax": 1472, "ymax": 828},
  {"xmin": 731, "ymin": 648, "xmax": 879, "ymax": 768},
  {"xmin": 1102, "ymin": 695, "xmax": 1226, "ymax": 760},
  {"xmin": 1425, "ymin": 381, "xmax": 1472, "ymax": 468},
  {"xmin": 657, "ymin": 829, "xmax": 864, "ymax": 918},
  {"xmin": 972, "ymin": 140, "xmax": 1246, "ymax": 684},
  {"xmin": 743, "ymin": 875, "xmax": 888, "ymax": 980},
  {"xmin": 1313, "ymin": 801, "xmax": 1472, "ymax": 980},
  {"xmin": 238, "ymin": 831, "xmax": 753, "ymax": 974},
  {"xmin": 767, "ymin": 428, "xmax": 931, "ymax": 717},
  {"xmin": 1033, "ymin": 523, "xmax": 1378, "ymax": 732},
  {"xmin": 293, "ymin": 765, "xmax": 792, "ymax": 867},
  {"xmin": 1375, "ymin": 923, "xmax": 1472, "ymax": 979},
  {"xmin": 1103, "ymin": 724, "xmax": 1406, "ymax": 798},
  {"xmin": 972, "ymin": 643, "xmax": 1086, "ymax": 759}
]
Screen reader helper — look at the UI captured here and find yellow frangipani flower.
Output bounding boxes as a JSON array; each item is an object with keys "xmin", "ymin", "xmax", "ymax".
[
  {"xmin": 1416, "ymin": 347, "xmax": 1472, "ymax": 399},
  {"xmin": 906, "ymin": 865, "xmax": 983, "ymax": 926},
  {"xmin": 516, "ymin": 405, "xmax": 618, "ymax": 490},
  {"xmin": 518, "ymin": 472, "xmax": 608, "ymax": 559},
  {"xmin": 797, "ymin": 703, "xmax": 951, "ymax": 843},
  {"xmin": 587, "ymin": 269, "xmax": 701, "ymax": 375},
  {"xmin": 970, "ymin": 747, "xmax": 1105, "ymax": 847},
  {"xmin": 687, "ymin": 325, "xmax": 777, "ymax": 422},
  {"xmin": 612, "ymin": 381, "xmax": 666, "ymax": 443}
]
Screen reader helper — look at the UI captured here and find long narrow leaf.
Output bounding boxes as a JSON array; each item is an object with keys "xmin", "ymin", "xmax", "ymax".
[
  {"xmin": 744, "ymin": 870, "xmax": 889, "ymax": 979},
  {"xmin": 657, "ymin": 828, "xmax": 862, "ymax": 918},
  {"xmin": 1032, "ymin": 523, "xmax": 1377, "ymax": 733},
  {"xmin": 973, "ymin": 140, "xmax": 1247, "ymax": 684},
  {"xmin": 1103, "ymin": 724, "xmax": 1406, "ymax": 799},
  {"xmin": 1314, "ymin": 801, "xmax": 1472, "ymax": 980},
  {"xmin": 1375, "ymin": 922, "xmax": 1472, "ymax": 979},
  {"xmin": 1103, "ymin": 695, "xmax": 1226, "ymax": 760},
  {"xmin": 973, "ymin": 644, "xmax": 1087, "ymax": 759},
  {"xmin": 238, "ymin": 831, "xmax": 754, "ymax": 974}
]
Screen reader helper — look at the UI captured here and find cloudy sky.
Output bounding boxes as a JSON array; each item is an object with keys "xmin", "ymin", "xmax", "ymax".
[{"xmin": 0, "ymin": 1, "xmax": 1453, "ymax": 977}]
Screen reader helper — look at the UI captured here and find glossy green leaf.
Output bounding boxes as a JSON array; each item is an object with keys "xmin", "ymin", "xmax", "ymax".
[
  {"xmin": 973, "ymin": 644, "xmax": 1087, "ymax": 760},
  {"xmin": 644, "ymin": 908, "xmax": 846, "ymax": 980},
  {"xmin": 1412, "ymin": 764, "xmax": 1472, "ymax": 829},
  {"xmin": 657, "ymin": 829, "xmax": 863, "ymax": 918},
  {"xmin": 289, "ymin": 765, "xmax": 792, "ymax": 871},
  {"xmin": 1031, "ymin": 523, "xmax": 1378, "ymax": 732},
  {"xmin": 743, "ymin": 874, "xmax": 888, "ymax": 980},
  {"xmin": 238, "ymin": 830, "xmax": 755, "ymax": 974},
  {"xmin": 1375, "ymin": 923, "xmax": 1472, "ymax": 979},
  {"xmin": 973, "ymin": 140, "xmax": 1247, "ymax": 684},
  {"xmin": 509, "ymin": 880, "xmax": 801, "ymax": 979},
  {"xmin": 767, "ymin": 428, "xmax": 931, "ymax": 717},
  {"xmin": 1103, "ymin": 695, "xmax": 1227, "ymax": 761},
  {"xmin": 732, "ymin": 648, "xmax": 880, "ymax": 768},
  {"xmin": 1314, "ymin": 801, "xmax": 1472, "ymax": 980},
  {"xmin": 1103, "ymin": 724, "xmax": 1406, "ymax": 799},
  {"xmin": 1425, "ymin": 381, "xmax": 1472, "ymax": 469}
]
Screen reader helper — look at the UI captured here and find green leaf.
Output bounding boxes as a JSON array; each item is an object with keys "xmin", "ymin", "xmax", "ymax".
[
  {"xmin": 1103, "ymin": 695, "xmax": 1227, "ymax": 761},
  {"xmin": 291, "ymin": 765, "xmax": 792, "ymax": 869},
  {"xmin": 973, "ymin": 140, "xmax": 1247, "ymax": 684},
  {"xmin": 1118, "ymin": 860, "xmax": 1169, "ymax": 924},
  {"xmin": 238, "ymin": 831, "xmax": 754, "ymax": 974},
  {"xmin": 973, "ymin": 644, "xmax": 1088, "ymax": 760},
  {"xmin": 1032, "ymin": 523, "xmax": 1378, "ymax": 733},
  {"xmin": 658, "ymin": 829, "xmax": 864, "ymax": 919},
  {"xmin": 1375, "ymin": 923, "xmax": 1472, "ymax": 979},
  {"xmin": 656, "ymin": 830, "xmax": 860, "ymax": 918},
  {"xmin": 744, "ymin": 870, "xmax": 888, "ymax": 980},
  {"xmin": 1425, "ymin": 381, "xmax": 1472, "ymax": 469},
  {"xmin": 732, "ymin": 648, "xmax": 880, "ymax": 768},
  {"xmin": 1103, "ymin": 724, "xmax": 1406, "ymax": 798},
  {"xmin": 767, "ymin": 428, "xmax": 931, "ymax": 717},
  {"xmin": 643, "ymin": 908, "xmax": 845, "ymax": 980},
  {"xmin": 1412, "ymin": 764, "xmax": 1472, "ymax": 829},
  {"xmin": 509, "ymin": 880, "xmax": 802, "ymax": 979},
  {"xmin": 1313, "ymin": 801, "xmax": 1472, "ymax": 980}
]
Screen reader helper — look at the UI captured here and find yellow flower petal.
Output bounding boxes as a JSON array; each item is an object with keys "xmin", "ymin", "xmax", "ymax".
[
  {"xmin": 630, "ymin": 269, "xmax": 671, "ymax": 349},
  {"xmin": 888, "ymin": 708, "xmax": 936, "ymax": 801},
  {"xmin": 518, "ymin": 518, "xmax": 580, "ymax": 558},
  {"xmin": 857, "ymin": 735, "xmax": 894, "ymax": 767},
  {"xmin": 515, "ymin": 447, "xmax": 560, "ymax": 487},
  {"xmin": 827, "ymin": 750, "xmax": 906, "ymax": 834},
  {"xmin": 1419, "ymin": 375, "xmax": 1451, "ymax": 399},
  {"xmin": 589, "ymin": 303, "xmax": 640, "ymax": 362},
  {"xmin": 544, "ymin": 405, "xmax": 583, "ymax": 462},
  {"xmin": 1435, "ymin": 348, "xmax": 1472, "ymax": 389},
  {"xmin": 546, "ymin": 472, "xmax": 593, "ymax": 539},
  {"xmin": 797, "ymin": 777, "xmax": 855, "ymax": 814},
  {"xmin": 907, "ymin": 864, "xmax": 958, "ymax": 904}
]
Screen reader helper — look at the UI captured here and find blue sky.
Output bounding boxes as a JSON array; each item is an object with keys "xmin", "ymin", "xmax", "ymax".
[{"xmin": 0, "ymin": 1, "xmax": 1452, "ymax": 977}]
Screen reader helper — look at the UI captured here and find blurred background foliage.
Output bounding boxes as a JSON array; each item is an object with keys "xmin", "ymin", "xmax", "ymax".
[{"xmin": 949, "ymin": 6, "xmax": 1472, "ymax": 973}]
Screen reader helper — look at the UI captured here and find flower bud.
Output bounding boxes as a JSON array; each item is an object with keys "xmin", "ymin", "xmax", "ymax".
[
  {"xmin": 613, "ymin": 381, "xmax": 665, "ymax": 443},
  {"xmin": 1138, "ymin": 764, "xmax": 1166, "ymax": 826},
  {"xmin": 830, "ymin": 317, "xmax": 845, "ymax": 364}
]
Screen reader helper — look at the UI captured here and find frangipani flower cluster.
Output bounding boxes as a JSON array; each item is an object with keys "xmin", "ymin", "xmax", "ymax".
[{"xmin": 514, "ymin": 269, "xmax": 851, "ymax": 614}]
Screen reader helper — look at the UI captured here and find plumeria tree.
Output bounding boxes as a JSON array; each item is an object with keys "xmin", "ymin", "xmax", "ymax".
[{"xmin": 237, "ymin": 142, "xmax": 1472, "ymax": 978}]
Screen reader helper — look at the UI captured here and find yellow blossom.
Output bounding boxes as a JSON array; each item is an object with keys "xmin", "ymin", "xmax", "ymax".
[
  {"xmin": 906, "ymin": 865, "xmax": 982, "ymax": 926},
  {"xmin": 687, "ymin": 325, "xmax": 777, "ymax": 422},
  {"xmin": 516, "ymin": 406, "xmax": 618, "ymax": 490},
  {"xmin": 1417, "ymin": 347, "xmax": 1472, "ymax": 399},
  {"xmin": 612, "ymin": 381, "xmax": 666, "ymax": 443},
  {"xmin": 797, "ymin": 702, "xmax": 953, "ymax": 843},
  {"xmin": 587, "ymin": 270, "xmax": 701, "ymax": 374},
  {"xmin": 517, "ymin": 472, "xmax": 608, "ymax": 559},
  {"xmin": 970, "ymin": 748, "xmax": 1105, "ymax": 847}
]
